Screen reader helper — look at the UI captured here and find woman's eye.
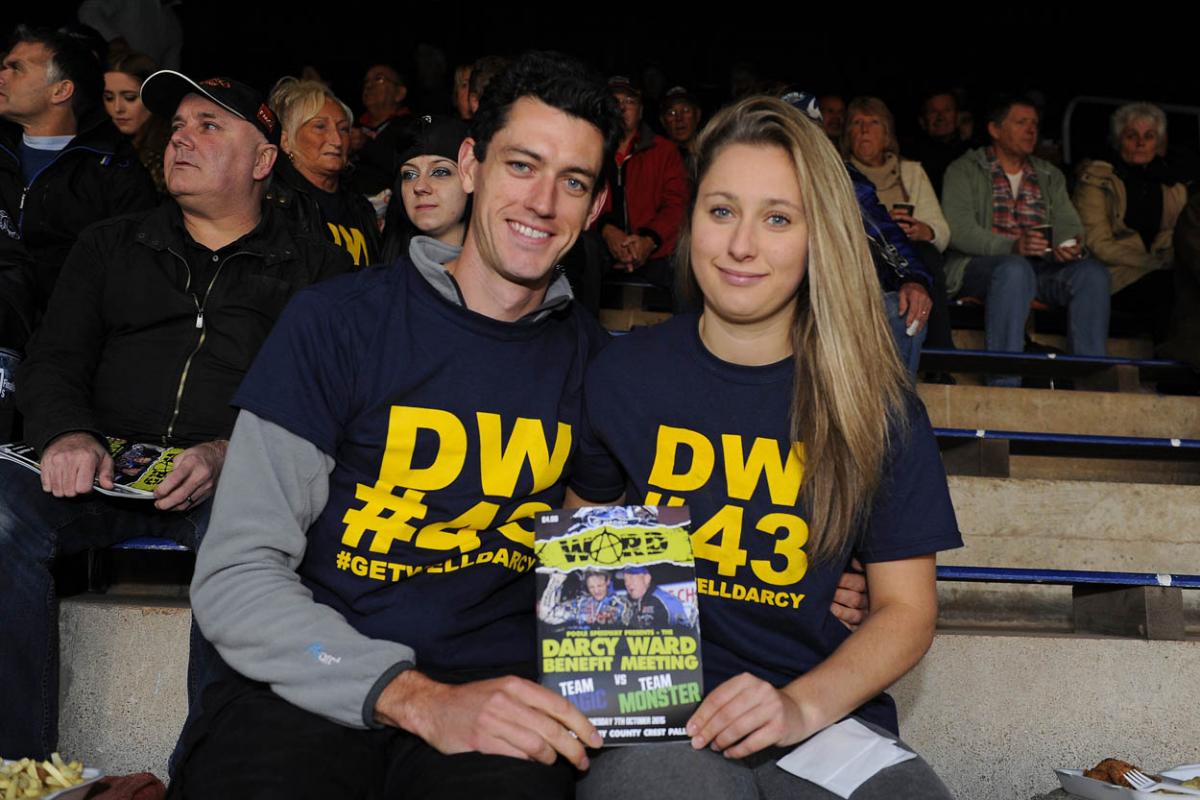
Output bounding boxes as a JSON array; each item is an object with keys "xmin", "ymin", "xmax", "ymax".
[
  {"xmin": 431, "ymin": 167, "xmax": 452, "ymax": 178},
  {"xmin": 400, "ymin": 169, "xmax": 418, "ymax": 181},
  {"xmin": 767, "ymin": 213, "xmax": 791, "ymax": 226},
  {"xmin": 709, "ymin": 206, "xmax": 732, "ymax": 219}
]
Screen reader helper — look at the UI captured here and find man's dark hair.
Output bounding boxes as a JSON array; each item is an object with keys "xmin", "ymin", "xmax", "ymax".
[
  {"xmin": 10, "ymin": 25, "xmax": 105, "ymax": 124},
  {"xmin": 920, "ymin": 87, "xmax": 959, "ymax": 112},
  {"xmin": 985, "ymin": 93, "xmax": 1038, "ymax": 129},
  {"xmin": 468, "ymin": 55, "xmax": 510, "ymax": 101},
  {"xmin": 469, "ymin": 51, "xmax": 621, "ymax": 196}
]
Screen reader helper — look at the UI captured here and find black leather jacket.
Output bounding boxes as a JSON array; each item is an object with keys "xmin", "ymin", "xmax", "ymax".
[
  {"xmin": 17, "ymin": 200, "xmax": 352, "ymax": 453},
  {"xmin": 266, "ymin": 157, "xmax": 380, "ymax": 267},
  {"xmin": 0, "ymin": 117, "xmax": 158, "ymax": 312}
]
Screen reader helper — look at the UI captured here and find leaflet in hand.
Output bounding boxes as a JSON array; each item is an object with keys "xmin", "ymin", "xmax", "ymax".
[
  {"xmin": 535, "ymin": 505, "xmax": 702, "ymax": 746},
  {"xmin": 0, "ymin": 438, "xmax": 181, "ymax": 499}
]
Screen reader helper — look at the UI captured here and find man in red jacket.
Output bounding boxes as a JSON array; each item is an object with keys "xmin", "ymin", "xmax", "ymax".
[{"xmin": 597, "ymin": 76, "xmax": 688, "ymax": 293}]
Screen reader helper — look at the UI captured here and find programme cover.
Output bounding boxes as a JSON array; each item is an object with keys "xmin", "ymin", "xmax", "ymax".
[
  {"xmin": 0, "ymin": 438, "xmax": 181, "ymax": 498},
  {"xmin": 535, "ymin": 505, "xmax": 702, "ymax": 745}
]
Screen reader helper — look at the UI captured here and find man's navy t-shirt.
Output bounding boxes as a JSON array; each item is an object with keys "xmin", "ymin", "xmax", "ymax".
[
  {"xmin": 233, "ymin": 259, "xmax": 607, "ymax": 680},
  {"xmin": 572, "ymin": 313, "xmax": 962, "ymax": 733}
]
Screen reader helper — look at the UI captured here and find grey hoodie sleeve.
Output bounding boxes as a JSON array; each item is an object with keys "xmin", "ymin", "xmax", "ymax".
[{"xmin": 191, "ymin": 409, "xmax": 415, "ymax": 729}]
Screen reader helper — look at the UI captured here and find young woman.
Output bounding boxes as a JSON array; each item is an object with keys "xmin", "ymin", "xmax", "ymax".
[
  {"xmin": 380, "ymin": 115, "xmax": 471, "ymax": 263},
  {"xmin": 571, "ymin": 96, "xmax": 961, "ymax": 799},
  {"xmin": 103, "ymin": 52, "xmax": 171, "ymax": 193}
]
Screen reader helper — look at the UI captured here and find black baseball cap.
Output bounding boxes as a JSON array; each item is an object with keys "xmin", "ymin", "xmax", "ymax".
[
  {"xmin": 397, "ymin": 115, "xmax": 469, "ymax": 165},
  {"xmin": 141, "ymin": 70, "xmax": 281, "ymax": 145}
]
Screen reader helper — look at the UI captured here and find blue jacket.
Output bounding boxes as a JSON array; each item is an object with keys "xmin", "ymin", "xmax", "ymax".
[{"xmin": 847, "ymin": 162, "xmax": 932, "ymax": 292}]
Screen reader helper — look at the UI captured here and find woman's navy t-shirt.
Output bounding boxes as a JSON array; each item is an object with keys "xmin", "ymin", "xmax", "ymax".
[{"xmin": 571, "ymin": 313, "xmax": 962, "ymax": 733}]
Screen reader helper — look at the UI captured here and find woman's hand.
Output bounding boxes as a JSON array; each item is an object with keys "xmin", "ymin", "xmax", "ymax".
[
  {"xmin": 685, "ymin": 672, "xmax": 813, "ymax": 759},
  {"xmin": 891, "ymin": 211, "xmax": 935, "ymax": 243}
]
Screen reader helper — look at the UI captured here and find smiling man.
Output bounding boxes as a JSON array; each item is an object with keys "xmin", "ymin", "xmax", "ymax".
[
  {"xmin": 174, "ymin": 51, "xmax": 624, "ymax": 799},
  {"xmin": 942, "ymin": 95, "xmax": 1110, "ymax": 385},
  {"xmin": 0, "ymin": 70, "xmax": 349, "ymax": 761}
]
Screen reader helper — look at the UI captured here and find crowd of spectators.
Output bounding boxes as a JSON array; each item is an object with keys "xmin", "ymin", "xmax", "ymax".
[{"xmin": 0, "ymin": 13, "xmax": 1198, "ymax": 795}]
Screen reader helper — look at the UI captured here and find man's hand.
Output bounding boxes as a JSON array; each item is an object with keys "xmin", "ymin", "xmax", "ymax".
[
  {"xmin": 1013, "ymin": 229, "xmax": 1050, "ymax": 258},
  {"xmin": 40, "ymin": 431, "xmax": 113, "ymax": 497},
  {"xmin": 686, "ymin": 672, "xmax": 812, "ymax": 759},
  {"xmin": 830, "ymin": 558, "xmax": 869, "ymax": 630},
  {"xmin": 896, "ymin": 282, "xmax": 932, "ymax": 334},
  {"xmin": 889, "ymin": 211, "xmax": 934, "ymax": 243},
  {"xmin": 601, "ymin": 225, "xmax": 634, "ymax": 271},
  {"xmin": 153, "ymin": 440, "xmax": 228, "ymax": 511},
  {"xmin": 1051, "ymin": 241, "xmax": 1083, "ymax": 263},
  {"xmin": 621, "ymin": 234, "xmax": 656, "ymax": 268},
  {"xmin": 375, "ymin": 670, "xmax": 602, "ymax": 769}
]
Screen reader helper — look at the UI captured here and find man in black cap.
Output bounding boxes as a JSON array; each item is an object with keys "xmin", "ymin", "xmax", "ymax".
[
  {"xmin": 0, "ymin": 69, "xmax": 350, "ymax": 761},
  {"xmin": 659, "ymin": 85, "xmax": 701, "ymax": 159}
]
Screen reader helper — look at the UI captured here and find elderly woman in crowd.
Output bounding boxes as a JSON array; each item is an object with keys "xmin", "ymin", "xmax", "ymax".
[
  {"xmin": 843, "ymin": 96, "xmax": 953, "ymax": 351},
  {"xmin": 103, "ymin": 51, "xmax": 171, "ymax": 193},
  {"xmin": 1074, "ymin": 102, "xmax": 1187, "ymax": 338},
  {"xmin": 267, "ymin": 78, "xmax": 380, "ymax": 267},
  {"xmin": 380, "ymin": 114, "xmax": 470, "ymax": 263}
]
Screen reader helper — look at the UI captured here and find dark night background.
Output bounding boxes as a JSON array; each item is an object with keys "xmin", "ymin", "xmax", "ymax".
[{"xmin": 14, "ymin": 3, "xmax": 1200, "ymax": 164}]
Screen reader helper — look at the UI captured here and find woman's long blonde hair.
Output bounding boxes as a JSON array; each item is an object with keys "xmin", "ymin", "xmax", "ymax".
[{"xmin": 677, "ymin": 95, "xmax": 911, "ymax": 562}]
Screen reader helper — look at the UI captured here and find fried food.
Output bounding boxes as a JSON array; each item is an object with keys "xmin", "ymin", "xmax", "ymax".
[
  {"xmin": 1084, "ymin": 758, "xmax": 1138, "ymax": 786},
  {"xmin": 0, "ymin": 753, "xmax": 86, "ymax": 799}
]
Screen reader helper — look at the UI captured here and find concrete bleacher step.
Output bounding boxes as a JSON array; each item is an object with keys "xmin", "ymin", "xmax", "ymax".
[
  {"xmin": 951, "ymin": 329, "xmax": 1155, "ymax": 359},
  {"xmin": 1003, "ymin": 452, "xmax": 1200, "ymax": 485},
  {"xmin": 938, "ymin": 476, "xmax": 1200, "ymax": 629},
  {"xmin": 918, "ymin": 383, "xmax": 1200, "ymax": 439},
  {"xmin": 891, "ymin": 630, "xmax": 1200, "ymax": 800},
  {"xmin": 55, "ymin": 595, "xmax": 1200, "ymax": 800},
  {"xmin": 598, "ymin": 308, "xmax": 672, "ymax": 331},
  {"xmin": 57, "ymin": 596, "xmax": 188, "ymax": 780}
]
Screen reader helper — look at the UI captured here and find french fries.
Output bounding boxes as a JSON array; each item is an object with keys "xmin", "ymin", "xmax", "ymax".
[{"xmin": 0, "ymin": 753, "xmax": 86, "ymax": 799}]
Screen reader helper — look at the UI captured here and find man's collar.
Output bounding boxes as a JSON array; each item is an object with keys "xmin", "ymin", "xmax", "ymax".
[{"xmin": 407, "ymin": 235, "xmax": 573, "ymax": 323}]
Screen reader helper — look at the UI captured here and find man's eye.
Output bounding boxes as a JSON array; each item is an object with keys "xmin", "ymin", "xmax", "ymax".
[
  {"xmin": 565, "ymin": 177, "xmax": 588, "ymax": 193},
  {"xmin": 509, "ymin": 161, "xmax": 531, "ymax": 174}
]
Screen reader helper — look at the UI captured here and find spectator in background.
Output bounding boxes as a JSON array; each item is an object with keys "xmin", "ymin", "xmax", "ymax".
[
  {"xmin": 1073, "ymin": 102, "xmax": 1186, "ymax": 341},
  {"xmin": 0, "ymin": 25, "xmax": 156, "ymax": 335},
  {"xmin": 817, "ymin": 93, "xmax": 846, "ymax": 143},
  {"xmin": 0, "ymin": 68, "xmax": 350, "ymax": 762},
  {"xmin": 597, "ymin": 75, "xmax": 689, "ymax": 295},
  {"xmin": 467, "ymin": 55, "xmax": 510, "ymax": 117},
  {"xmin": 268, "ymin": 77, "xmax": 379, "ymax": 267},
  {"xmin": 844, "ymin": 96, "xmax": 954, "ymax": 352},
  {"xmin": 942, "ymin": 95, "xmax": 1110, "ymax": 385},
  {"xmin": 1162, "ymin": 190, "xmax": 1200, "ymax": 369},
  {"xmin": 77, "ymin": 0, "xmax": 183, "ymax": 68},
  {"xmin": 103, "ymin": 50, "xmax": 170, "ymax": 193},
  {"xmin": 452, "ymin": 62, "xmax": 472, "ymax": 120},
  {"xmin": 380, "ymin": 114, "xmax": 470, "ymax": 263},
  {"xmin": 907, "ymin": 89, "xmax": 969, "ymax": 196},
  {"xmin": 347, "ymin": 63, "xmax": 411, "ymax": 197},
  {"xmin": 660, "ymin": 85, "xmax": 701, "ymax": 159}
]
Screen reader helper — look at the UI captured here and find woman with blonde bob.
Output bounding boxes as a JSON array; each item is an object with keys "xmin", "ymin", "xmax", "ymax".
[
  {"xmin": 572, "ymin": 96, "xmax": 960, "ymax": 799},
  {"xmin": 267, "ymin": 78, "xmax": 380, "ymax": 267}
]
